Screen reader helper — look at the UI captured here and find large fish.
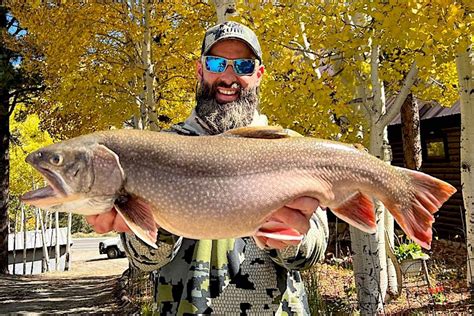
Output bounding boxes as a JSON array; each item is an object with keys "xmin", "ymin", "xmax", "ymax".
[{"xmin": 21, "ymin": 126, "xmax": 456, "ymax": 249}]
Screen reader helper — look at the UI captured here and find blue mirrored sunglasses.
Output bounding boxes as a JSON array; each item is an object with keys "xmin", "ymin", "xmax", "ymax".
[{"xmin": 203, "ymin": 56, "xmax": 257, "ymax": 76}]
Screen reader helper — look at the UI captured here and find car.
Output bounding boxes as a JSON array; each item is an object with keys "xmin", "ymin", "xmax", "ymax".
[{"xmin": 99, "ymin": 237, "xmax": 126, "ymax": 259}]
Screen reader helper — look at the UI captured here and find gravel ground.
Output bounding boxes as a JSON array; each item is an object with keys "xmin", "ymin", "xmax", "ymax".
[{"xmin": 0, "ymin": 249, "xmax": 129, "ymax": 314}]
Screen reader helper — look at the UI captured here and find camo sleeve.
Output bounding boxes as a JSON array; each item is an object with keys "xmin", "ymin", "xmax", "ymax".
[
  {"xmin": 267, "ymin": 209, "xmax": 328, "ymax": 270},
  {"xmin": 120, "ymin": 228, "xmax": 182, "ymax": 272}
]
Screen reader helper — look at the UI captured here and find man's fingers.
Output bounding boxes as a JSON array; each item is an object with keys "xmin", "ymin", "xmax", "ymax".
[
  {"xmin": 270, "ymin": 206, "xmax": 310, "ymax": 234},
  {"xmin": 285, "ymin": 196, "xmax": 319, "ymax": 216},
  {"xmin": 85, "ymin": 215, "xmax": 98, "ymax": 226},
  {"xmin": 90, "ymin": 210, "xmax": 117, "ymax": 233}
]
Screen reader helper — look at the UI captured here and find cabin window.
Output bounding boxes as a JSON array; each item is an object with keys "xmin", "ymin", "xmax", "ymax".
[
  {"xmin": 426, "ymin": 139, "xmax": 446, "ymax": 159},
  {"xmin": 423, "ymin": 131, "xmax": 448, "ymax": 161}
]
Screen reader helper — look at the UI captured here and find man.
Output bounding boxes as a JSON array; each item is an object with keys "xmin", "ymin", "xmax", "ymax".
[{"xmin": 86, "ymin": 21, "xmax": 328, "ymax": 315}]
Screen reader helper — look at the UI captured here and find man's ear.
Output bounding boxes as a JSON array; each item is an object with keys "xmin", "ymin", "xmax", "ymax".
[
  {"xmin": 196, "ymin": 60, "xmax": 203, "ymax": 81},
  {"xmin": 256, "ymin": 65, "xmax": 265, "ymax": 84}
]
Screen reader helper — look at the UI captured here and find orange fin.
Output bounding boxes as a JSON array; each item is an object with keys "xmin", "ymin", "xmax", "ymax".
[
  {"xmin": 390, "ymin": 168, "xmax": 457, "ymax": 249},
  {"xmin": 114, "ymin": 194, "xmax": 158, "ymax": 249},
  {"xmin": 333, "ymin": 192, "xmax": 377, "ymax": 234},
  {"xmin": 255, "ymin": 221, "xmax": 304, "ymax": 241}
]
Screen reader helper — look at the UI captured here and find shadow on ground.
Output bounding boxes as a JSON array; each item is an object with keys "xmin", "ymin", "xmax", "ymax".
[{"xmin": 0, "ymin": 274, "xmax": 120, "ymax": 314}]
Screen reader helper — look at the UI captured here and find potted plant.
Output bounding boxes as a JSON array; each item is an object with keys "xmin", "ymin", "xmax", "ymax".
[{"xmin": 394, "ymin": 241, "xmax": 430, "ymax": 276}]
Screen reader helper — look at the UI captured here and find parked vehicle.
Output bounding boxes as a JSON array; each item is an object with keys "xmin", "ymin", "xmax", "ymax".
[{"xmin": 99, "ymin": 237, "xmax": 126, "ymax": 259}]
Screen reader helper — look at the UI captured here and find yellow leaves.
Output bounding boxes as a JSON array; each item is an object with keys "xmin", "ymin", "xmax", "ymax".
[
  {"xmin": 7, "ymin": 0, "xmax": 470, "ymax": 144},
  {"xmin": 9, "ymin": 105, "xmax": 53, "ymax": 196}
]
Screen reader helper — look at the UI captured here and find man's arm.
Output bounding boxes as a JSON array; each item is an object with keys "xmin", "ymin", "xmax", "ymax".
[{"xmin": 120, "ymin": 229, "xmax": 181, "ymax": 272}]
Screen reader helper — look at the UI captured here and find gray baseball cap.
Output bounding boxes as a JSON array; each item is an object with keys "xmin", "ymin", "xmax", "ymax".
[{"xmin": 201, "ymin": 21, "xmax": 263, "ymax": 64}]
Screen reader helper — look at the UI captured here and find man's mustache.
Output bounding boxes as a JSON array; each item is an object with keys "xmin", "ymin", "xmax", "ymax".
[
  {"xmin": 216, "ymin": 82, "xmax": 240, "ymax": 89},
  {"xmin": 209, "ymin": 81, "xmax": 242, "ymax": 95}
]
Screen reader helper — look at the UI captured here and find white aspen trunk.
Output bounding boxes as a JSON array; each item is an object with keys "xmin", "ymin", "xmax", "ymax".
[
  {"xmin": 132, "ymin": 1, "xmax": 146, "ymax": 130},
  {"xmin": 383, "ymin": 142, "xmax": 398, "ymax": 298},
  {"xmin": 350, "ymin": 45, "xmax": 387, "ymax": 314},
  {"xmin": 142, "ymin": 0, "xmax": 158, "ymax": 131},
  {"xmin": 298, "ymin": 21, "xmax": 322, "ymax": 79},
  {"xmin": 456, "ymin": 46, "xmax": 474, "ymax": 290},
  {"xmin": 212, "ymin": 0, "xmax": 237, "ymax": 23}
]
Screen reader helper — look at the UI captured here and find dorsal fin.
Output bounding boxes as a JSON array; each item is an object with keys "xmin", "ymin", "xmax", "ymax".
[
  {"xmin": 352, "ymin": 143, "xmax": 368, "ymax": 152},
  {"xmin": 222, "ymin": 126, "xmax": 303, "ymax": 139}
]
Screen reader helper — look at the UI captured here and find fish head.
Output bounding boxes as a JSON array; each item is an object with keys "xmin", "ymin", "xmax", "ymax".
[{"xmin": 21, "ymin": 140, "xmax": 125, "ymax": 215}]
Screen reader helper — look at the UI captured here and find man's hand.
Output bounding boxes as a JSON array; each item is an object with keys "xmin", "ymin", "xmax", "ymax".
[
  {"xmin": 85, "ymin": 208, "xmax": 131, "ymax": 234},
  {"xmin": 253, "ymin": 197, "xmax": 319, "ymax": 250}
]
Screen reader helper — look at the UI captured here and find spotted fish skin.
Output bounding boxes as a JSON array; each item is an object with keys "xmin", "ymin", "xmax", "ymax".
[{"xmin": 21, "ymin": 128, "xmax": 456, "ymax": 249}]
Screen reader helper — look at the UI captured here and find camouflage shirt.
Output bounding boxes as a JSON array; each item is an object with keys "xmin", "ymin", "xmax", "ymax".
[{"xmin": 122, "ymin": 110, "xmax": 329, "ymax": 315}]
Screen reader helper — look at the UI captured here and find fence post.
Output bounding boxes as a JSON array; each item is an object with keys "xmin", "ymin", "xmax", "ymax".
[
  {"xmin": 65, "ymin": 213, "xmax": 72, "ymax": 271},
  {"xmin": 55, "ymin": 211, "xmax": 59, "ymax": 271},
  {"xmin": 37, "ymin": 208, "xmax": 50, "ymax": 272}
]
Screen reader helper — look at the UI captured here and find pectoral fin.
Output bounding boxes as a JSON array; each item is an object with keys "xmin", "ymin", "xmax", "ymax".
[
  {"xmin": 223, "ymin": 126, "xmax": 303, "ymax": 139},
  {"xmin": 114, "ymin": 194, "xmax": 158, "ymax": 249}
]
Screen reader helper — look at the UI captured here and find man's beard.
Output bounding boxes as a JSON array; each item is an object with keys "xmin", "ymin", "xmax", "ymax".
[{"xmin": 195, "ymin": 80, "xmax": 259, "ymax": 135}]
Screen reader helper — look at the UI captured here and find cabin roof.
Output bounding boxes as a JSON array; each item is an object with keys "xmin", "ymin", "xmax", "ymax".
[{"xmin": 389, "ymin": 98, "xmax": 460, "ymax": 125}]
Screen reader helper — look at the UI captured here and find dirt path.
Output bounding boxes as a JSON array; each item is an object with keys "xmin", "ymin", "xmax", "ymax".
[{"xmin": 0, "ymin": 256, "xmax": 129, "ymax": 314}]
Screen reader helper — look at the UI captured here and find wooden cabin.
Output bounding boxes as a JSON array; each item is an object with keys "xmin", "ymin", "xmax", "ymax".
[{"xmin": 388, "ymin": 101, "xmax": 464, "ymax": 240}]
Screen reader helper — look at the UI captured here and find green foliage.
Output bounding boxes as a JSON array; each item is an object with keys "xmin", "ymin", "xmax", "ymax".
[{"xmin": 394, "ymin": 241, "xmax": 426, "ymax": 261}]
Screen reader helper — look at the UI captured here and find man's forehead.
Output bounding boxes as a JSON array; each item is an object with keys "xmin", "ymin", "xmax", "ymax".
[{"xmin": 208, "ymin": 39, "xmax": 256, "ymax": 58}]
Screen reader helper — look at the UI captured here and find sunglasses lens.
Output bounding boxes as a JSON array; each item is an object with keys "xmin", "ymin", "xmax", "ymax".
[
  {"xmin": 205, "ymin": 56, "xmax": 227, "ymax": 73},
  {"xmin": 234, "ymin": 59, "xmax": 255, "ymax": 75}
]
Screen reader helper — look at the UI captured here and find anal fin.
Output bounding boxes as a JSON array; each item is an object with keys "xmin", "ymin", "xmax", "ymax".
[
  {"xmin": 333, "ymin": 192, "xmax": 376, "ymax": 234},
  {"xmin": 114, "ymin": 194, "xmax": 158, "ymax": 249}
]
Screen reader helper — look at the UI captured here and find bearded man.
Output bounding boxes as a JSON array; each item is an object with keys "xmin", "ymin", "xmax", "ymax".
[{"xmin": 86, "ymin": 21, "xmax": 329, "ymax": 315}]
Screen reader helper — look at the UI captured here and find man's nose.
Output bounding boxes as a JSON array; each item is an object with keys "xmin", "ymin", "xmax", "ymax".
[{"xmin": 219, "ymin": 64, "xmax": 238, "ymax": 84}]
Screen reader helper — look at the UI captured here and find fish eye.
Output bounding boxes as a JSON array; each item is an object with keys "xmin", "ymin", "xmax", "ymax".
[{"xmin": 50, "ymin": 154, "xmax": 63, "ymax": 166}]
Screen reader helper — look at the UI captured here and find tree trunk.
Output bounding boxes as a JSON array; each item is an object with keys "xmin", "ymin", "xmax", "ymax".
[
  {"xmin": 456, "ymin": 46, "xmax": 474, "ymax": 292},
  {"xmin": 350, "ymin": 122, "xmax": 388, "ymax": 314},
  {"xmin": 0, "ymin": 94, "xmax": 9, "ymax": 275},
  {"xmin": 401, "ymin": 93, "xmax": 422, "ymax": 170},
  {"xmin": 0, "ymin": 7, "xmax": 10, "ymax": 274},
  {"xmin": 212, "ymin": 0, "xmax": 237, "ymax": 23},
  {"xmin": 349, "ymin": 45, "xmax": 389, "ymax": 314},
  {"xmin": 143, "ymin": 0, "xmax": 158, "ymax": 131}
]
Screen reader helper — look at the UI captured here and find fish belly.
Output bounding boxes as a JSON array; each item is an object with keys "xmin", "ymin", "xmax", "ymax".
[{"xmin": 128, "ymin": 169, "xmax": 329, "ymax": 240}]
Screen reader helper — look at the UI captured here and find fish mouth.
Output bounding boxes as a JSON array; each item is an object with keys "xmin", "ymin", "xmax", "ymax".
[{"xmin": 21, "ymin": 166, "xmax": 68, "ymax": 207}]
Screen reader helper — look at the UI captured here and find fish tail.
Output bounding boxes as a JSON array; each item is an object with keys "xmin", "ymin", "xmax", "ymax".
[{"xmin": 388, "ymin": 168, "xmax": 456, "ymax": 249}]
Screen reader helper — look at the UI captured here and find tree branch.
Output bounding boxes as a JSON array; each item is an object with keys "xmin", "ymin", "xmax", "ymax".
[
  {"xmin": 370, "ymin": 43, "xmax": 386, "ymax": 124},
  {"xmin": 380, "ymin": 61, "xmax": 418, "ymax": 127}
]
